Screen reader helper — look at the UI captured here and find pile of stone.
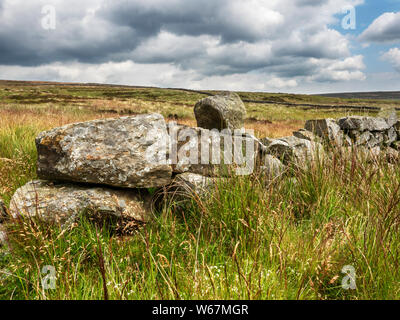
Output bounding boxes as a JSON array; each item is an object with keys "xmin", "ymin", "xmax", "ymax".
[
  {"xmin": 301, "ymin": 114, "xmax": 400, "ymax": 156},
  {"xmin": 1, "ymin": 91, "xmax": 398, "ymax": 235},
  {"xmin": 1, "ymin": 92, "xmax": 285, "ymax": 231}
]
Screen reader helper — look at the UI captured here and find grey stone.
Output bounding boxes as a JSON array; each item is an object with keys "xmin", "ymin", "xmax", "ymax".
[
  {"xmin": 267, "ymin": 136, "xmax": 324, "ymax": 166},
  {"xmin": 194, "ymin": 92, "xmax": 247, "ymax": 131},
  {"xmin": 305, "ymin": 118, "xmax": 343, "ymax": 145},
  {"xmin": 384, "ymin": 127, "xmax": 397, "ymax": 146},
  {"xmin": 260, "ymin": 154, "xmax": 286, "ymax": 177},
  {"xmin": 293, "ymin": 129, "xmax": 318, "ymax": 142},
  {"xmin": 10, "ymin": 180, "xmax": 153, "ymax": 227},
  {"xmin": 168, "ymin": 123, "xmax": 261, "ymax": 177},
  {"xmin": 386, "ymin": 110, "xmax": 398, "ymax": 127},
  {"xmin": 338, "ymin": 116, "xmax": 390, "ymax": 132},
  {"xmin": 260, "ymin": 137, "xmax": 274, "ymax": 147},
  {"xmin": 173, "ymin": 173, "xmax": 220, "ymax": 198},
  {"xmin": 36, "ymin": 114, "xmax": 172, "ymax": 189},
  {"xmin": 355, "ymin": 131, "xmax": 384, "ymax": 148}
]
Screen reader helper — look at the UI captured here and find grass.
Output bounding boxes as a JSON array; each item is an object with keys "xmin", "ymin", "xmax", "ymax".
[{"xmin": 0, "ymin": 81, "xmax": 400, "ymax": 300}]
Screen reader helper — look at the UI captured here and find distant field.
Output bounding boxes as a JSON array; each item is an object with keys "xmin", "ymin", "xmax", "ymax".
[{"xmin": 316, "ymin": 91, "xmax": 400, "ymax": 101}]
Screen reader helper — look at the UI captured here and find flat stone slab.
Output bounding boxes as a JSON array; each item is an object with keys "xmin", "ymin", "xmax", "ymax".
[
  {"xmin": 10, "ymin": 180, "xmax": 153, "ymax": 226},
  {"xmin": 267, "ymin": 136, "xmax": 323, "ymax": 166},
  {"xmin": 338, "ymin": 116, "xmax": 390, "ymax": 132},
  {"xmin": 36, "ymin": 114, "xmax": 172, "ymax": 188}
]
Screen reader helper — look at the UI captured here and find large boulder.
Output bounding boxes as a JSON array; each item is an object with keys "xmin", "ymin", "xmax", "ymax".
[
  {"xmin": 36, "ymin": 114, "xmax": 172, "ymax": 189},
  {"xmin": 10, "ymin": 180, "xmax": 153, "ymax": 227},
  {"xmin": 168, "ymin": 123, "xmax": 261, "ymax": 176},
  {"xmin": 338, "ymin": 116, "xmax": 390, "ymax": 132},
  {"xmin": 194, "ymin": 92, "xmax": 247, "ymax": 131},
  {"xmin": 266, "ymin": 136, "xmax": 323, "ymax": 166},
  {"xmin": 305, "ymin": 118, "xmax": 343, "ymax": 145}
]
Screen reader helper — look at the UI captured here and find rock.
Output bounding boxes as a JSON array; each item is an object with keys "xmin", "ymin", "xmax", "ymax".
[
  {"xmin": 267, "ymin": 136, "xmax": 323, "ymax": 166},
  {"xmin": 354, "ymin": 131, "xmax": 382, "ymax": 148},
  {"xmin": 260, "ymin": 154, "xmax": 286, "ymax": 177},
  {"xmin": 10, "ymin": 180, "xmax": 152, "ymax": 227},
  {"xmin": 168, "ymin": 123, "xmax": 260, "ymax": 176},
  {"xmin": 36, "ymin": 114, "xmax": 172, "ymax": 189},
  {"xmin": 386, "ymin": 110, "xmax": 398, "ymax": 127},
  {"xmin": 260, "ymin": 137, "xmax": 274, "ymax": 147},
  {"xmin": 338, "ymin": 116, "xmax": 390, "ymax": 132},
  {"xmin": 174, "ymin": 173, "xmax": 220, "ymax": 197},
  {"xmin": 305, "ymin": 119, "xmax": 343, "ymax": 145},
  {"xmin": 343, "ymin": 134, "xmax": 353, "ymax": 147},
  {"xmin": 293, "ymin": 129, "xmax": 318, "ymax": 142},
  {"xmin": 384, "ymin": 127, "xmax": 397, "ymax": 146},
  {"xmin": 0, "ymin": 199, "xmax": 8, "ymax": 223},
  {"xmin": 194, "ymin": 92, "xmax": 247, "ymax": 131}
]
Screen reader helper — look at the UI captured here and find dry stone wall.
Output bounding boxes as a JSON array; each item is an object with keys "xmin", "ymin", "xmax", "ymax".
[{"xmin": 1, "ymin": 92, "xmax": 399, "ymax": 236}]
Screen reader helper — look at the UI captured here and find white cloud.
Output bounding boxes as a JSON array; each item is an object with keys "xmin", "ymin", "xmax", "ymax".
[
  {"xmin": 0, "ymin": 0, "xmax": 367, "ymax": 91},
  {"xmin": 382, "ymin": 48, "xmax": 400, "ymax": 72},
  {"xmin": 360, "ymin": 12, "xmax": 400, "ymax": 43}
]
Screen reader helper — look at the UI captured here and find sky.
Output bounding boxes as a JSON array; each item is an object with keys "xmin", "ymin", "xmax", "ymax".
[{"xmin": 0, "ymin": 0, "xmax": 399, "ymax": 94}]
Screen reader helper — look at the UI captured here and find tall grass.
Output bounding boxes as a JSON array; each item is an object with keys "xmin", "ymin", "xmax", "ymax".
[{"xmin": 1, "ymin": 147, "xmax": 400, "ymax": 300}]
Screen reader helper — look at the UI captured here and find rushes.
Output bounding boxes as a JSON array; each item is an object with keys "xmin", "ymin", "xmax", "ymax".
[{"xmin": 2, "ymin": 145, "xmax": 400, "ymax": 299}]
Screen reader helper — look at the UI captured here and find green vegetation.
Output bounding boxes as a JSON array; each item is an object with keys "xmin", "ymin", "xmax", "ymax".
[{"xmin": 1, "ymin": 81, "xmax": 400, "ymax": 300}]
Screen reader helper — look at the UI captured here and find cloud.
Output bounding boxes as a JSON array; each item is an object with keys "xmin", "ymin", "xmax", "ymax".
[
  {"xmin": 360, "ymin": 12, "xmax": 400, "ymax": 43},
  {"xmin": 0, "ymin": 0, "xmax": 366, "ymax": 90},
  {"xmin": 382, "ymin": 48, "xmax": 400, "ymax": 72}
]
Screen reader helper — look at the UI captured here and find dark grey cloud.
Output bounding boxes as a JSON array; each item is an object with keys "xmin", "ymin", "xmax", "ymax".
[{"xmin": 0, "ymin": 0, "xmax": 365, "ymax": 86}]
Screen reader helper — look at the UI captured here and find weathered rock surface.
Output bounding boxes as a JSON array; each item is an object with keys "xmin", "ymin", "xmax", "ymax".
[
  {"xmin": 305, "ymin": 119, "xmax": 343, "ymax": 145},
  {"xmin": 10, "ymin": 180, "xmax": 152, "ymax": 226},
  {"xmin": 293, "ymin": 129, "xmax": 318, "ymax": 142},
  {"xmin": 168, "ymin": 123, "xmax": 261, "ymax": 176},
  {"xmin": 338, "ymin": 116, "xmax": 390, "ymax": 132},
  {"xmin": 36, "ymin": 114, "xmax": 172, "ymax": 189},
  {"xmin": 260, "ymin": 154, "xmax": 286, "ymax": 177},
  {"xmin": 353, "ymin": 131, "xmax": 384, "ymax": 148},
  {"xmin": 173, "ymin": 173, "xmax": 220, "ymax": 197},
  {"xmin": 194, "ymin": 92, "xmax": 247, "ymax": 131},
  {"xmin": 384, "ymin": 127, "xmax": 397, "ymax": 146},
  {"xmin": 266, "ymin": 136, "xmax": 323, "ymax": 165}
]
